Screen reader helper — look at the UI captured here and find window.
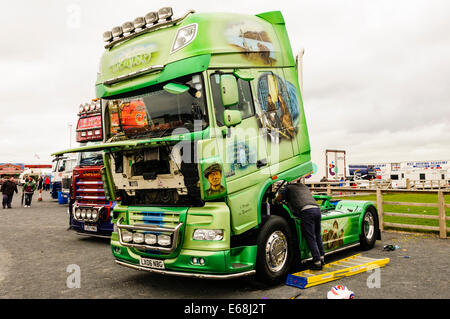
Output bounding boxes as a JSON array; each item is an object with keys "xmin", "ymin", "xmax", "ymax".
[
  {"xmin": 420, "ymin": 173, "xmax": 426, "ymax": 180},
  {"xmin": 442, "ymin": 174, "xmax": 445, "ymax": 180},
  {"xmin": 390, "ymin": 174, "xmax": 399, "ymax": 180},
  {"xmin": 210, "ymin": 73, "xmax": 255, "ymax": 126},
  {"xmin": 103, "ymin": 73, "xmax": 208, "ymax": 141}
]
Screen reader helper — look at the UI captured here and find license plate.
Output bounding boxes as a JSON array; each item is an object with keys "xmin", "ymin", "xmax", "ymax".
[
  {"xmin": 140, "ymin": 257, "xmax": 165, "ymax": 269},
  {"xmin": 84, "ymin": 224, "xmax": 97, "ymax": 232}
]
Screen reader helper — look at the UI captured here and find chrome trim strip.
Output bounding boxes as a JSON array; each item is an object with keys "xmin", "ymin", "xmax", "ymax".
[
  {"xmin": 75, "ymin": 232, "xmax": 110, "ymax": 239},
  {"xmin": 115, "ymin": 260, "xmax": 255, "ymax": 280},
  {"xmin": 104, "ymin": 10, "xmax": 195, "ymax": 49},
  {"xmin": 117, "ymin": 217, "xmax": 182, "ymax": 253},
  {"xmin": 103, "ymin": 65, "xmax": 164, "ymax": 86},
  {"xmin": 77, "ymin": 181, "xmax": 103, "ymax": 185}
]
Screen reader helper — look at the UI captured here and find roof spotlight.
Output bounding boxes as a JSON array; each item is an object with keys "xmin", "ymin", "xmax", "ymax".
[
  {"xmin": 83, "ymin": 103, "xmax": 90, "ymax": 112},
  {"xmin": 112, "ymin": 26, "xmax": 124, "ymax": 38},
  {"xmin": 145, "ymin": 11, "xmax": 159, "ymax": 24},
  {"xmin": 79, "ymin": 104, "xmax": 84, "ymax": 113},
  {"xmin": 133, "ymin": 17, "xmax": 146, "ymax": 30},
  {"xmin": 158, "ymin": 7, "xmax": 173, "ymax": 21},
  {"xmin": 103, "ymin": 30, "xmax": 113, "ymax": 42},
  {"xmin": 122, "ymin": 21, "xmax": 135, "ymax": 34}
]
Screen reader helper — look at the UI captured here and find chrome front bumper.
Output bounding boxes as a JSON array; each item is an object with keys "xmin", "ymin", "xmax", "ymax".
[{"xmin": 115, "ymin": 259, "xmax": 256, "ymax": 280}]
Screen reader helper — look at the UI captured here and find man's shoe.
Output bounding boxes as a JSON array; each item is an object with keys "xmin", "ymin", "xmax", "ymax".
[
  {"xmin": 310, "ymin": 261, "xmax": 323, "ymax": 271},
  {"xmin": 320, "ymin": 256, "xmax": 325, "ymax": 266}
]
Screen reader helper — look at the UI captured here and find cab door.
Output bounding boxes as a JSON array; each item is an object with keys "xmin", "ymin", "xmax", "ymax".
[
  {"xmin": 251, "ymin": 70, "xmax": 295, "ymax": 175},
  {"xmin": 206, "ymin": 70, "xmax": 270, "ymax": 234}
]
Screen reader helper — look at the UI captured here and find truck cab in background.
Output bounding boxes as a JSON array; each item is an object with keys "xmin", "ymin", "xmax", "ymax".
[
  {"xmin": 51, "ymin": 155, "xmax": 77, "ymax": 199},
  {"xmin": 67, "ymin": 100, "xmax": 115, "ymax": 237}
]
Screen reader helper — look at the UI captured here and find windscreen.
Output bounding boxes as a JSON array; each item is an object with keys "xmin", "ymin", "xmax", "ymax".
[
  {"xmin": 78, "ymin": 142, "xmax": 104, "ymax": 166},
  {"xmin": 103, "ymin": 73, "xmax": 208, "ymax": 141},
  {"xmin": 79, "ymin": 151, "xmax": 103, "ymax": 166}
]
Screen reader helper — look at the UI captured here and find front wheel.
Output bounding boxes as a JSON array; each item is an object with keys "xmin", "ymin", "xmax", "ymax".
[
  {"xmin": 255, "ymin": 215, "xmax": 294, "ymax": 285},
  {"xmin": 359, "ymin": 207, "xmax": 378, "ymax": 250}
]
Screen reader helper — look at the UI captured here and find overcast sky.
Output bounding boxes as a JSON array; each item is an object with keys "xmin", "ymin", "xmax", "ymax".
[{"xmin": 1, "ymin": 0, "xmax": 449, "ymax": 175}]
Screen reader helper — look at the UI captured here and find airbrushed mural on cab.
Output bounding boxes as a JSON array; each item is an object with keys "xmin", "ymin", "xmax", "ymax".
[
  {"xmin": 225, "ymin": 21, "xmax": 276, "ymax": 66},
  {"xmin": 200, "ymin": 160, "xmax": 227, "ymax": 200},
  {"xmin": 256, "ymin": 73, "xmax": 300, "ymax": 143}
]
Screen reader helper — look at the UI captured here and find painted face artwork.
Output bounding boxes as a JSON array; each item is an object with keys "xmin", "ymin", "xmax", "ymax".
[
  {"xmin": 203, "ymin": 163, "xmax": 226, "ymax": 198},
  {"xmin": 207, "ymin": 170, "xmax": 222, "ymax": 189}
]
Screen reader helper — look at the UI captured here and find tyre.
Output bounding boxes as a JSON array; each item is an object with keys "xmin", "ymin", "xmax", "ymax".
[
  {"xmin": 359, "ymin": 206, "xmax": 378, "ymax": 250},
  {"xmin": 255, "ymin": 215, "xmax": 294, "ymax": 285}
]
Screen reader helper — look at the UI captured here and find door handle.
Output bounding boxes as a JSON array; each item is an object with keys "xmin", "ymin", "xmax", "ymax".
[{"xmin": 257, "ymin": 158, "xmax": 268, "ymax": 168}]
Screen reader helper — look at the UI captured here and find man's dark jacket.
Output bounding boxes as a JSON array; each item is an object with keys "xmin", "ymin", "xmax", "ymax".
[{"xmin": 1, "ymin": 181, "xmax": 18, "ymax": 196}]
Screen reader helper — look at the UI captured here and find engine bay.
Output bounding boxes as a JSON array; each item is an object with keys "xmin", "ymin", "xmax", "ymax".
[{"xmin": 109, "ymin": 143, "xmax": 203, "ymax": 206}]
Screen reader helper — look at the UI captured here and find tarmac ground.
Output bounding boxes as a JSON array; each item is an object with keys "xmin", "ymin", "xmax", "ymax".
[{"xmin": 0, "ymin": 190, "xmax": 449, "ymax": 299}]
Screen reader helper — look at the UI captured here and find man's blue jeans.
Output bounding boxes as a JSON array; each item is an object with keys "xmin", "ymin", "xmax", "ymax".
[{"xmin": 299, "ymin": 207, "xmax": 325, "ymax": 262}]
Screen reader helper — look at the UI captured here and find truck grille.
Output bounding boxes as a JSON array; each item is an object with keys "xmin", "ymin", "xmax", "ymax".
[
  {"xmin": 128, "ymin": 210, "xmax": 182, "ymax": 228},
  {"xmin": 75, "ymin": 177, "xmax": 106, "ymax": 205}
]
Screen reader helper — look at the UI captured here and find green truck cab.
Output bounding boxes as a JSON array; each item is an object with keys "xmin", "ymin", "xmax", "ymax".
[{"xmin": 56, "ymin": 8, "xmax": 380, "ymax": 284}]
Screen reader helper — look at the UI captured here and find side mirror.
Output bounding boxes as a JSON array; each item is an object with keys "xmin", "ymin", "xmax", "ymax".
[
  {"xmin": 220, "ymin": 74, "xmax": 238, "ymax": 107},
  {"xmin": 163, "ymin": 82, "xmax": 189, "ymax": 94},
  {"xmin": 223, "ymin": 109, "xmax": 242, "ymax": 128}
]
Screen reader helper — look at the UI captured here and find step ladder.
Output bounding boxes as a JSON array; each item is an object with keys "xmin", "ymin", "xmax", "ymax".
[{"xmin": 286, "ymin": 253, "xmax": 390, "ymax": 289}]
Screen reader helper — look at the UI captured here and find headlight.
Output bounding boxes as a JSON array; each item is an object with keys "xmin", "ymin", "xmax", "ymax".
[
  {"xmin": 75, "ymin": 210, "xmax": 81, "ymax": 219},
  {"xmin": 86, "ymin": 210, "xmax": 92, "ymax": 220},
  {"xmin": 133, "ymin": 232, "xmax": 145, "ymax": 244},
  {"xmin": 80, "ymin": 210, "xmax": 86, "ymax": 219},
  {"xmin": 92, "ymin": 210, "xmax": 98, "ymax": 220},
  {"xmin": 157, "ymin": 234, "xmax": 171, "ymax": 246},
  {"xmin": 171, "ymin": 23, "xmax": 197, "ymax": 54},
  {"xmin": 193, "ymin": 229, "xmax": 224, "ymax": 241},
  {"xmin": 122, "ymin": 231, "xmax": 133, "ymax": 243},
  {"xmin": 145, "ymin": 233, "xmax": 157, "ymax": 245}
]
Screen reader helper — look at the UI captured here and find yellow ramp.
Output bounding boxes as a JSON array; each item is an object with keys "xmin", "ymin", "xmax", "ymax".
[{"xmin": 286, "ymin": 253, "xmax": 390, "ymax": 289}]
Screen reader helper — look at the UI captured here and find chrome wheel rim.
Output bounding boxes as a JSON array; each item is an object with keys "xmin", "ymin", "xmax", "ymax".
[
  {"xmin": 364, "ymin": 212, "xmax": 375, "ymax": 240},
  {"xmin": 265, "ymin": 231, "xmax": 288, "ymax": 273}
]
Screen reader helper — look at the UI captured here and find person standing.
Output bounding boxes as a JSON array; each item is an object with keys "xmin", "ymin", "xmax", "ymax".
[
  {"xmin": 22, "ymin": 176, "xmax": 37, "ymax": 207},
  {"xmin": 44, "ymin": 175, "xmax": 51, "ymax": 191},
  {"xmin": 1, "ymin": 177, "xmax": 18, "ymax": 209},
  {"xmin": 38, "ymin": 176, "xmax": 43, "ymax": 191},
  {"xmin": 275, "ymin": 181, "xmax": 325, "ymax": 270}
]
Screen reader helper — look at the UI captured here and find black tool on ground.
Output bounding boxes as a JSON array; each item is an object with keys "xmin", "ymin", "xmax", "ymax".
[{"xmin": 383, "ymin": 244, "xmax": 399, "ymax": 251}]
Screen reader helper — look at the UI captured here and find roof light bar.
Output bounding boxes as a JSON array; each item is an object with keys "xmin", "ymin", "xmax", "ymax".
[{"xmin": 103, "ymin": 8, "xmax": 195, "ymax": 48}]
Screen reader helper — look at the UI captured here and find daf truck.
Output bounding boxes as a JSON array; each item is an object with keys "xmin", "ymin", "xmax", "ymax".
[{"xmin": 54, "ymin": 8, "xmax": 381, "ymax": 284}]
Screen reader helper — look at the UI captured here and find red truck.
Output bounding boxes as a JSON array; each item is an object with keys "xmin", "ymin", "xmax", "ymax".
[{"xmin": 67, "ymin": 99, "xmax": 115, "ymax": 237}]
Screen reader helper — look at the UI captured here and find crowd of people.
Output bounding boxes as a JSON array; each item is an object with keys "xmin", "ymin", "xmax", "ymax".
[{"xmin": 1, "ymin": 175, "xmax": 52, "ymax": 209}]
